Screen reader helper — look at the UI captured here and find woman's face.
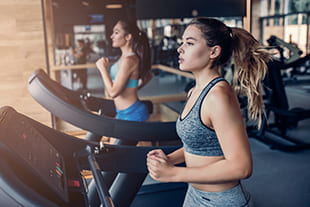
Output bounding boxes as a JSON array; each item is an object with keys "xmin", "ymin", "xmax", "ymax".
[
  {"xmin": 110, "ymin": 21, "xmax": 128, "ymax": 48},
  {"xmin": 177, "ymin": 25, "xmax": 213, "ymax": 72}
]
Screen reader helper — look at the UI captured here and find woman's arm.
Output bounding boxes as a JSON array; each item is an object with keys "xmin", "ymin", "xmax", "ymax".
[
  {"xmin": 167, "ymin": 147, "xmax": 185, "ymax": 164},
  {"xmin": 147, "ymin": 147, "xmax": 185, "ymax": 181},
  {"xmin": 96, "ymin": 56, "xmax": 137, "ymax": 98},
  {"xmin": 147, "ymin": 147, "xmax": 185, "ymax": 165},
  {"xmin": 147, "ymin": 85, "xmax": 252, "ymax": 184}
]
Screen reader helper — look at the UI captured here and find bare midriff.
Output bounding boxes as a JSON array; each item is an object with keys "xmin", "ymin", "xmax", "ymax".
[
  {"xmin": 184, "ymin": 151, "xmax": 239, "ymax": 192},
  {"xmin": 113, "ymin": 87, "xmax": 139, "ymax": 110}
]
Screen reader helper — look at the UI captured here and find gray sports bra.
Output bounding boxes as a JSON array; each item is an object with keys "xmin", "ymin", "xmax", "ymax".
[{"xmin": 176, "ymin": 77, "xmax": 225, "ymax": 156}]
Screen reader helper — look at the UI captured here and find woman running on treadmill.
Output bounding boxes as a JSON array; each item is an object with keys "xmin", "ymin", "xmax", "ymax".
[
  {"xmin": 96, "ymin": 19, "xmax": 152, "ymax": 122},
  {"xmin": 147, "ymin": 17, "xmax": 272, "ymax": 206}
]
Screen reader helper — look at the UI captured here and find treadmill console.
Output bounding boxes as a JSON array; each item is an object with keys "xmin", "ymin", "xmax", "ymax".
[{"xmin": 0, "ymin": 109, "xmax": 68, "ymax": 202}]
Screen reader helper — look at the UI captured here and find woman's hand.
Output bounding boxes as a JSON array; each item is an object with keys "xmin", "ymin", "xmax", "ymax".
[
  {"xmin": 147, "ymin": 149, "xmax": 176, "ymax": 182},
  {"xmin": 96, "ymin": 57, "xmax": 109, "ymax": 72}
]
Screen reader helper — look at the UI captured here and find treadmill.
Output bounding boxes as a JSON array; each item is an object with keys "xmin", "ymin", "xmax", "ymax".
[
  {"xmin": 27, "ymin": 69, "xmax": 187, "ymax": 207},
  {"xmin": 28, "ymin": 68, "xmax": 178, "ymax": 143},
  {"xmin": 0, "ymin": 106, "xmax": 186, "ymax": 207}
]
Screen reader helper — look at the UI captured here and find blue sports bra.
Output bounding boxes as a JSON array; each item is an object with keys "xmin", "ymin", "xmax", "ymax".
[
  {"xmin": 176, "ymin": 77, "xmax": 226, "ymax": 156},
  {"xmin": 110, "ymin": 53, "xmax": 139, "ymax": 88}
]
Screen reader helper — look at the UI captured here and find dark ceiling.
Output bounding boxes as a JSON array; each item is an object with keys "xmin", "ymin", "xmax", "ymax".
[
  {"xmin": 51, "ymin": 0, "xmax": 246, "ymax": 33},
  {"xmin": 52, "ymin": 0, "xmax": 130, "ymax": 32},
  {"xmin": 136, "ymin": 0, "xmax": 246, "ymax": 19}
]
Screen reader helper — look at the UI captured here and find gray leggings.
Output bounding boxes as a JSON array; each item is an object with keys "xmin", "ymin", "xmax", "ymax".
[{"xmin": 182, "ymin": 183, "xmax": 253, "ymax": 207}]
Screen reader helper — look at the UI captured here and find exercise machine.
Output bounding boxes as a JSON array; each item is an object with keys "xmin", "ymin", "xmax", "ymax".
[
  {"xmin": 28, "ymin": 69, "xmax": 185, "ymax": 206},
  {"xmin": 28, "ymin": 69, "xmax": 178, "ymax": 143},
  {"xmin": 248, "ymin": 58, "xmax": 310, "ymax": 151},
  {"xmin": 267, "ymin": 35, "xmax": 310, "ymax": 82},
  {"xmin": 0, "ymin": 106, "xmax": 186, "ymax": 207},
  {"xmin": 267, "ymin": 35, "xmax": 303, "ymax": 64}
]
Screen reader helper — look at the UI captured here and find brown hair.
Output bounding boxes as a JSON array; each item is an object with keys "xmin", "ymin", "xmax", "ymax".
[
  {"xmin": 118, "ymin": 19, "xmax": 151, "ymax": 79},
  {"xmin": 189, "ymin": 17, "xmax": 272, "ymax": 128}
]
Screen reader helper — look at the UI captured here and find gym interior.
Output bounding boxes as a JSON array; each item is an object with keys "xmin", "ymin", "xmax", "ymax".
[{"xmin": 0, "ymin": 0, "xmax": 310, "ymax": 206}]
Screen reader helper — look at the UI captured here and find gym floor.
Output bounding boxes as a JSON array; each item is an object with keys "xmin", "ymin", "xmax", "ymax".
[
  {"xmin": 86, "ymin": 68, "xmax": 310, "ymax": 207},
  {"xmin": 244, "ymin": 82, "xmax": 310, "ymax": 207}
]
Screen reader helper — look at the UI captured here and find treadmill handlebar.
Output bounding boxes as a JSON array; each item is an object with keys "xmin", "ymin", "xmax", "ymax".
[
  {"xmin": 86, "ymin": 145, "xmax": 115, "ymax": 207},
  {"xmin": 28, "ymin": 69, "xmax": 179, "ymax": 141}
]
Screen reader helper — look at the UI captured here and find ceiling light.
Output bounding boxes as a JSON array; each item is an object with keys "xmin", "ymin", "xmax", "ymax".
[
  {"xmin": 105, "ymin": 4, "xmax": 123, "ymax": 9},
  {"xmin": 82, "ymin": 1, "xmax": 89, "ymax": 6}
]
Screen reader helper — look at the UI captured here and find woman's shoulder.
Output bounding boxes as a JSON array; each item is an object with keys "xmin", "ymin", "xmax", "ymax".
[
  {"xmin": 204, "ymin": 81, "xmax": 236, "ymax": 107},
  {"xmin": 123, "ymin": 53, "xmax": 139, "ymax": 64},
  {"xmin": 119, "ymin": 54, "xmax": 139, "ymax": 72}
]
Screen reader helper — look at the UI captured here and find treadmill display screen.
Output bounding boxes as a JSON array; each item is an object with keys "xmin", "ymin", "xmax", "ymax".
[{"xmin": 0, "ymin": 114, "xmax": 68, "ymax": 202}]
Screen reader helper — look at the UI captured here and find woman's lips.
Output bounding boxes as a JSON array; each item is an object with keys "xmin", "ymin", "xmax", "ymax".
[{"xmin": 178, "ymin": 57, "xmax": 184, "ymax": 64}]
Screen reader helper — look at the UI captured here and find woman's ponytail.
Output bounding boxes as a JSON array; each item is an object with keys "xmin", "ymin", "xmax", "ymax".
[
  {"xmin": 188, "ymin": 17, "xmax": 272, "ymax": 128},
  {"xmin": 118, "ymin": 19, "xmax": 151, "ymax": 79},
  {"xmin": 231, "ymin": 28, "xmax": 272, "ymax": 128},
  {"xmin": 133, "ymin": 30, "xmax": 151, "ymax": 79}
]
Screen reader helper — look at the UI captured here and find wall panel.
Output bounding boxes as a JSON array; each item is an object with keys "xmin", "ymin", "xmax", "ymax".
[{"xmin": 0, "ymin": 0, "xmax": 51, "ymax": 127}]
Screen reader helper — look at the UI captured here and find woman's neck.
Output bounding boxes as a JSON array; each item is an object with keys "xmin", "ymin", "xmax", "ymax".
[
  {"xmin": 193, "ymin": 67, "xmax": 221, "ymax": 90},
  {"xmin": 120, "ymin": 45, "xmax": 134, "ymax": 57}
]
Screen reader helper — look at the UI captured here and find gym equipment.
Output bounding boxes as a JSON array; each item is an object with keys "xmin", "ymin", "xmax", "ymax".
[
  {"xmin": 28, "ymin": 68, "xmax": 178, "ymax": 143},
  {"xmin": 249, "ymin": 58, "xmax": 310, "ymax": 151},
  {"xmin": 155, "ymin": 36, "xmax": 179, "ymax": 68},
  {"xmin": 0, "ymin": 106, "xmax": 186, "ymax": 207},
  {"xmin": 267, "ymin": 35, "xmax": 303, "ymax": 64},
  {"xmin": 267, "ymin": 36, "xmax": 310, "ymax": 82},
  {"xmin": 28, "ymin": 69, "xmax": 184, "ymax": 206}
]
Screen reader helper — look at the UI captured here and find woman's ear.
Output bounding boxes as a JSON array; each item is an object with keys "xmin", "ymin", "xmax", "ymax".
[
  {"xmin": 125, "ymin": 33, "xmax": 133, "ymax": 42},
  {"xmin": 210, "ymin": 45, "xmax": 221, "ymax": 59}
]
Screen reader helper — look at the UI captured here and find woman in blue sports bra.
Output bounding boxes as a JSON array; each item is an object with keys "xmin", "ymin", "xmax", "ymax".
[
  {"xmin": 147, "ymin": 17, "xmax": 272, "ymax": 207},
  {"xmin": 96, "ymin": 19, "xmax": 152, "ymax": 123}
]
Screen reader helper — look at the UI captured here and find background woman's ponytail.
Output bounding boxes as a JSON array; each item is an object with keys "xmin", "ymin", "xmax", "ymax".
[
  {"xmin": 231, "ymin": 28, "xmax": 272, "ymax": 128},
  {"xmin": 133, "ymin": 30, "xmax": 151, "ymax": 79},
  {"xmin": 118, "ymin": 19, "xmax": 151, "ymax": 79}
]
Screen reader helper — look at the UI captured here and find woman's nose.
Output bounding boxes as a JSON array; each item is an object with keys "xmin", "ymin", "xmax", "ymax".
[{"xmin": 177, "ymin": 45, "xmax": 183, "ymax": 54}]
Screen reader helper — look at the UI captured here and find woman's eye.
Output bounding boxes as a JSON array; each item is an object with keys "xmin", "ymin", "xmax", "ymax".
[{"xmin": 178, "ymin": 41, "xmax": 193, "ymax": 47}]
